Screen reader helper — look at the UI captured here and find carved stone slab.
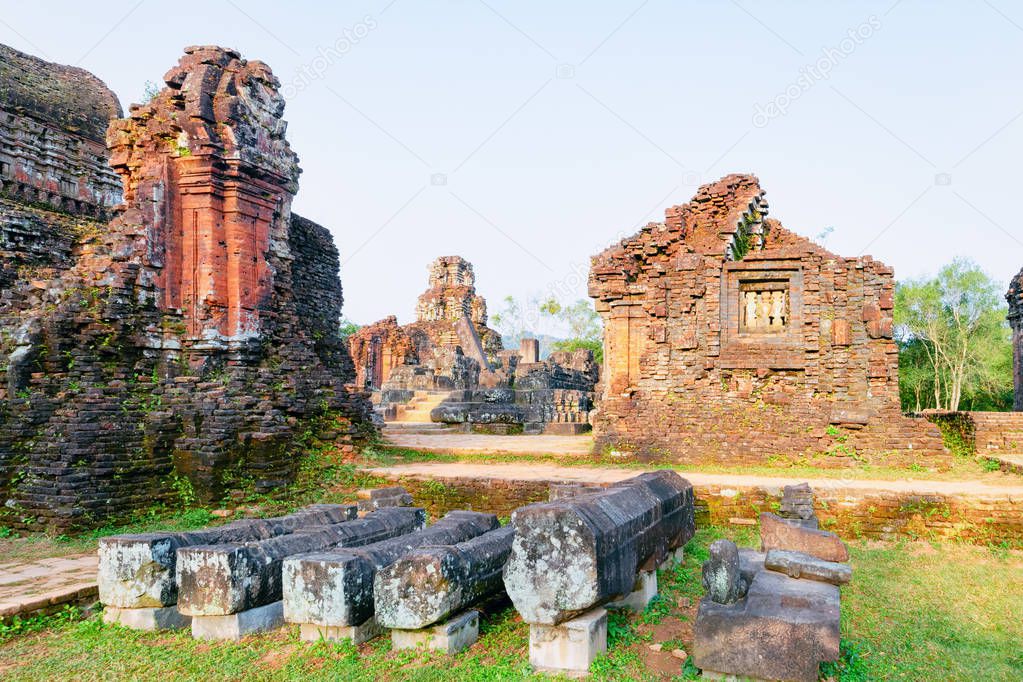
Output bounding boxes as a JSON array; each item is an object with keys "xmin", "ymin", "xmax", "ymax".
[
  {"xmin": 175, "ymin": 506, "xmax": 425, "ymax": 616},
  {"xmin": 375, "ymin": 526, "xmax": 515, "ymax": 629},
  {"xmin": 282, "ymin": 510, "xmax": 499, "ymax": 628},
  {"xmin": 760, "ymin": 512, "xmax": 849, "ymax": 562},
  {"xmin": 503, "ymin": 470, "xmax": 694, "ymax": 625}
]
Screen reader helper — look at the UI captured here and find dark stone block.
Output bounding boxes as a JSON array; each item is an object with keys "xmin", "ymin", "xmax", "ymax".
[
  {"xmin": 504, "ymin": 470, "xmax": 694, "ymax": 624},
  {"xmin": 765, "ymin": 549, "xmax": 852, "ymax": 585},
  {"xmin": 175, "ymin": 507, "xmax": 425, "ymax": 616},
  {"xmin": 375, "ymin": 525, "xmax": 515, "ymax": 629},
  {"xmin": 283, "ymin": 510, "xmax": 499, "ymax": 627}
]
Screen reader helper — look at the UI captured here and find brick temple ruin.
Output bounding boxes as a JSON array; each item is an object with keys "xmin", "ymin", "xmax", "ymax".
[
  {"xmin": 0, "ymin": 44, "xmax": 123, "ymax": 219},
  {"xmin": 589, "ymin": 174, "xmax": 948, "ymax": 466},
  {"xmin": 350, "ymin": 256, "xmax": 502, "ymax": 392},
  {"xmin": 350, "ymin": 256, "xmax": 598, "ymax": 433},
  {"xmin": 0, "ymin": 45, "xmax": 373, "ymax": 531}
]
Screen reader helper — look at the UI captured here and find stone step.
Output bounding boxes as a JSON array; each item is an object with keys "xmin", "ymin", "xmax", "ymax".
[
  {"xmin": 388, "ymin": 391, "xmax": 454, "ymax": 425},
  {"xmin": 399, "ymin": 414, "xmax": 437, "ymax": 423},
  {"xmin": 384, "ymin": 422, "xmax": 451, "ymax": 430}
]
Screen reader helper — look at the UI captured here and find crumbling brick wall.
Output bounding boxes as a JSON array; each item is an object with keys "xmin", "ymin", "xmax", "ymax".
[
  {"xmin": 588, "ymin": 174, "xmax": 948, "ymax": 468},
  {"xmin": 1007, "ymin": 268, "xmax": 1023, "ymax": 411},
  {"xmin": 0, "ymin": 44, "xmax": 123, "ymax": 217},
  {"xmin": 0, "ymin": 45, "xmax": 373, "ymax": 531},
  {"xmin": 349, "ymin": 316, "xmax": 416, "ymax": 389}
]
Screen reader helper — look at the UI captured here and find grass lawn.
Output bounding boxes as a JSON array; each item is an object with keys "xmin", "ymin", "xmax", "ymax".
[{"xmin": 1, "ymin": 526, "xmax": 1020, "ymax": 681}]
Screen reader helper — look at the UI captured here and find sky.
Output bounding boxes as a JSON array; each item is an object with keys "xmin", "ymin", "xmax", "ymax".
[{"xmin": 2, "ymin": 1, "xmax": 1021, "ymax": 334}]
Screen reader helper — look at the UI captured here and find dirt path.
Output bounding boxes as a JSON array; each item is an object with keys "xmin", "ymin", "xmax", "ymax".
[
  {"xmin": 383, "ymin": 431, "xmax": 594, "ymax": 457},
  {"xmin": 363, "ymin": 461, "xmax": 1023, "ymax": 497},
  {"xmin": 0, "ymin": 553, "xmax": 97, "ymax": 620}
]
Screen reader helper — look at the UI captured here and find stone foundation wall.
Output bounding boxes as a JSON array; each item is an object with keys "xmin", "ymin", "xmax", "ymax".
[
  {"xmin": 969, "ymin": 411, "xmax": 1023, "ymax": 454},
  {"xmin": 376, "ymin": 472, "xmax": 1023, "ymax": 546},
  {"xmin": 925, "ymin": 410, "xmax": 1023, "ymax": 457}
]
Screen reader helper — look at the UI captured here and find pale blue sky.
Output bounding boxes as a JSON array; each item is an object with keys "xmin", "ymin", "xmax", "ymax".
[{"xmin": 2, "ymin": 1, "xmax": 1021, "ymax": 333}]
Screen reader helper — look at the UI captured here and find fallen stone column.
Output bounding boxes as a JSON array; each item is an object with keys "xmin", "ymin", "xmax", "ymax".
[
  {"xmin": 375, "ymin": 525, "xmax": 515, "ymax": 630},
  {"xmin": 282, "ymin": 510, "xmax": 499, "ymax": 638},
  {"xmin": 98, "ymin": 504, "xmax": 357, "ymax": 609},
  {"xmin": 503, "ymin": 470, "xmax": 695, "ymax": 626},
  {"xmin": 176, "ymin": 506, "xmax": 426, "ymax": 617}
]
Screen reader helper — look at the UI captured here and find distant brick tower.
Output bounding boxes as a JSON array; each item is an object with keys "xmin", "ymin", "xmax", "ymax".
[{"xmin": 1007, "ymin": 268, "xmax": 1023, "ymax": 410}]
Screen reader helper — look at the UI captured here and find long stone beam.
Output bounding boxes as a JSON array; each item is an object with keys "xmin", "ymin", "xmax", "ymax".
[
  {"xmin": 374, "ymin": 525, "xmax": 515, "ymax": 629},
  {"xmin": 503, "ymin": 470, "xmax": 695, "ymax": 625},
  {"xmin": 283, "ymin": 510, "xmax": 499, "ymax": 628},
  {"xmin": 98, "ymin": 504, "xmax": 357, "ymax": 608},
  {"xmin": 176, "ymin": 506, "xmax": 426, "ymax": 616}
]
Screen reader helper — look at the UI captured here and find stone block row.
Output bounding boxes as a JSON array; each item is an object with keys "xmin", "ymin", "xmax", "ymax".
[
  {"xmin": 96, "ymin": 476, "xmax": 699, "ymax": 673},
  {"xmin": 98, "ymin": 503, "xmax": 358, "ymax": 609}
]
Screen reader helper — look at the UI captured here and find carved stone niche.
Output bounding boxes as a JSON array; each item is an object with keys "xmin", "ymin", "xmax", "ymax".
[
  {"xmin": 738, "ymin": 281, "xmax": 789, "ymax": 334},
  {"xmin": 719, "ymin": 259, "xmax": 803, "ymax": 369}
]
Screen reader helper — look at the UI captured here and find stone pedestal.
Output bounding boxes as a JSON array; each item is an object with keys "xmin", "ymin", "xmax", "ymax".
[
  {"xmin": 391, "ymin": 610, "xmax": 479, "ymax": 654},
  {"xmin": 299, "ymin": 617, "xmax": 384, "ymax": 644},
  {"xmin": 693, "ymin": 571, "xmax": 840, "ymax": 682},
  {"xmin": 660, "ymin": 546, "xmax": 685, "ymax": 570},
  {"xmin": 191, "ymin": 600, "xmax": 284, "ymax": 641},
  {"xmin": 529, "ymin": 608, "xmax": 608, "ymax": 676},
  {"xmin": 103, "ymin": 605, "xmax": 191, "ymax": 631},
  {"xmin": 606, "ymin": 570, "xmax": 657, "ymax": 612}
]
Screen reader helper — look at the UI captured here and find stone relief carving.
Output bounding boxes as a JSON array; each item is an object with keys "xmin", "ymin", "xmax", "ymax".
[{"xmin": 740, "ymin": 287, "xmax": 789, "ymax": 333}]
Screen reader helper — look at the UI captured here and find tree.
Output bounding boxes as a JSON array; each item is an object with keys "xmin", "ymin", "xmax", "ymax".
[
  {"xmin": 540, "ymin": 297, "xmax": 603, "ymax": 364},
  {"xmin": 338, "ymin": 318, "xmax": 360, "ymax": 342},
  {"xmin": 490, "ymin": 294, "xmax": 539, "ymax": 349},
  {"xmin": 894, "ymin": 258, "xmax": 1011, "ymax": 411},
  {"xmin": 491, "ymin": 295, "xmax": 605, "ymax": 363}
]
